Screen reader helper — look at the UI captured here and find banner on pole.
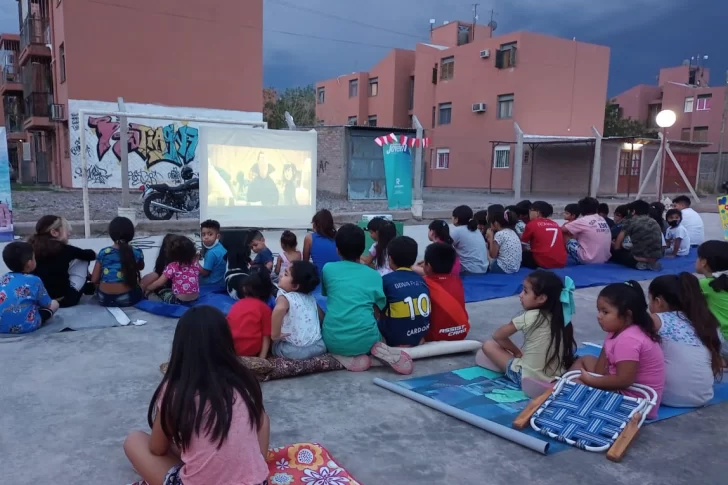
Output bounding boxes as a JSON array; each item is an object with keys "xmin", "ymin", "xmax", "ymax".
[
  {"xmin": 719, "ymin": 195, "xmax": 728, "ymax": 241},
  {"xmin": 382, "ymin": 141, "xmax": 412, "ymax": 210},
  {"xmin": 0, "ymin": 128, "xmax": 13, "ymax": 242}
]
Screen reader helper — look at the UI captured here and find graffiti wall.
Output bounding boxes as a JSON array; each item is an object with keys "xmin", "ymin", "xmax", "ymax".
[{"xmin": 68, "ymin": 100, "xmax": 263, "ymax": 188}]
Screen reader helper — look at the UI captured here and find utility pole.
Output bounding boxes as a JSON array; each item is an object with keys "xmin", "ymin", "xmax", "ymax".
[
  {"xmin": 715, "ymin": 70, "xmax": 728, "ymax": 193},
  {"xmin": 489, "ymin": 9, "xmax": 495, "ymax": 38},
  {"xmin": 472, "ymin": 3, "xmax": 479, "ymax": 40}
]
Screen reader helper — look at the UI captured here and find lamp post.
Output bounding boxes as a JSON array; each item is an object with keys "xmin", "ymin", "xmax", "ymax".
[{"xmin": 655, "ymin": 109, "xmax": 677, "ymax": 200}]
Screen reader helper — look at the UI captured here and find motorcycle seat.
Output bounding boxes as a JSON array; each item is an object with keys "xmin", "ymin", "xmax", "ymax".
[{"xmin": 150, "ymin": 183, "xmax": 190, "ymax": 193}]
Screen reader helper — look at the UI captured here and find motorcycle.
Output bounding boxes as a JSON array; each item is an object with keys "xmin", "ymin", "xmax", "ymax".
[{"xmin": 141, "ymin": 166, "xmax": 199, "ymax": 220}]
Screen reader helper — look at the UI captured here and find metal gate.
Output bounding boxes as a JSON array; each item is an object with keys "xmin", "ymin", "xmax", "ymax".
[
  {"xmin": 32, "ymin": 131, "xmax": 51, "ymax": 183},
  {"xmin": 347, "ymin": 131, "xmax": 387, "ymax": 200}
]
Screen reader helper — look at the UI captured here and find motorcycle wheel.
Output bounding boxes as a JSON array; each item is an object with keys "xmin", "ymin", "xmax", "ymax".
[{"xmin": 143, "ymin": 193, "xmax": 175, "ymax": 220}]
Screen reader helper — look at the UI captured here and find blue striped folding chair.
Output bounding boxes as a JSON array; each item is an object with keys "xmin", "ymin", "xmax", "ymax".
[{"xmin": 513, "ymin": 371, "xmax": 657, "ymax": 461}]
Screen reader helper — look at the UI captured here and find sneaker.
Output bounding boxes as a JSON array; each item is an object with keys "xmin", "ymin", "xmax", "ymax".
[
  {"xmin": 370, "ymin": 342, "xmax": 413, "ymax": 375},
  {"xmin": 82, "ymin": 281, "xmax": 96, "ymax": 296},
  {"xmin": 39, "ymin": 308, "xmax": 54, "ymax": 323},
  {"xmin": 636, "ymin": 261, "xmax": 662, "ymax": 271}
]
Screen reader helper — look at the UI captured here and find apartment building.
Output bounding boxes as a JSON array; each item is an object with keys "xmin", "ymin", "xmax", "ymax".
[
  {"xmin": 316, "ymin": 21, "xmax": 610, "ymax": 191},
  {"xmin": 1, "ymin": 0, "xmax": 263, "ymax": 187},
  {"xmin": 613, "ymin": 64, "xmax": 726, "ymax": 151}
]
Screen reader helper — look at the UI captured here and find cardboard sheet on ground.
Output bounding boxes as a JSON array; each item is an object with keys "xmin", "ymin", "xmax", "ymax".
[{"xmin": 385, "ymin": 345, "xmax": 728, "ymax": 454}]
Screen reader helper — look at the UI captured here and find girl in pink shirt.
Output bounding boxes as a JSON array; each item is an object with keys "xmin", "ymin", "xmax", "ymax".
[
  {"xmin": 124, "ymin": 306, "xmax": 270, "ymax": 485},
  {"xmin": 573, "ymin": 280, "xmax": 665, "ymax": 419},
  {"xmin": 144, "ymin": 237, "xmax": 200, "ymax": 304}
]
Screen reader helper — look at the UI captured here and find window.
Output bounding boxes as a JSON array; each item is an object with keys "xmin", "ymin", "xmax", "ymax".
[
  {"xmin": 494, "ymin": 146, "xmax": 511, "ymax": 169},
  {"xmin": 693, "ymin": 126, "xmax": 709, "ymax": 143},
  {"xmin": 349, "ymin": 79, "xmax": 358, "ymax": 98},
  {"xmin": 367, "ymin": 115, "xmax": 377, "ymax": 127},
  {"xmin": 409, "ymin": 76, "xmax": 415, "ymax": 110},
  {"xmin": 647, "ymin": 103, "xmax": 662, "ymax": 129},
  {"xmin": 438, "ymin": 103, "xmax": 452, "ymax": 125},
  {"xmin": 347, "ymin": 116, "xmax": 357, "ymax": 125},
  {"xmin": 440, "ymin": 56, "xmax": 454, "ymax": 81},
  {"xmin": 368, "ymin": 78, "xmax": 378, "ymax": 97},
  {"xmin": 435, "ymin": 149, "xmax": 450, "ymax": 169},
  {"xmin": 432, "ymin": 64, "xmax": 438, "ymax": 84},
  {"xmin": 684, "ymin": 96, "xmax": 694, "ymax": 113},
  {"xmin": 317, "ymin": 87, "xmax": 325, "ymax": 104},
  {"xmin": 495, "ymin": 42, "xmax": 517, "ymax": 69},
  {"xmin": 696, "ymin": 94, "xmax": 712, "ymax": 111},
  {"xmin": 497, "ymin": 94, "xmax": 514, "ymax": 119},
  {"xmin": 680, "ymin": 128, "xmax": 691, "ymax": 141},
  {"xmin": 431, "ymin": 106, "xmax": 436, "ymax": 128},
  {"xmin": 59, "ymin": 43, "xmax": 66, "ymax": 83}
]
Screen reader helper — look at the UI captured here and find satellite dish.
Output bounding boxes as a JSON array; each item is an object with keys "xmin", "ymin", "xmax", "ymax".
[
  {"xmin": 487, "ymin": 20, "xmax": 498, "ymax": 32},
  {"xmin": 429, "ymin": 18, "xmax": 436, "ymax": 24}
]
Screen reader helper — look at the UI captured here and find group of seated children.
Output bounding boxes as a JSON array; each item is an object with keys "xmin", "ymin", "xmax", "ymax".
[
  {"xmin": 223, "ymin": 217, "xmax": 471, "ymax": 374},
  {"xmin": 477, "ymin": 239, "xmax": 728, "ymax": 413}
]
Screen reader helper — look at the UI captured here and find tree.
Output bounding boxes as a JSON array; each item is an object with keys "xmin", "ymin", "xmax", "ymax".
[
  {"xmin": 603, "ymin": 101, "xmax": 647, "ymax": 137},
  {"xmin": 263, "ymin": 85, "xmax": 316, "ymax": 129}
]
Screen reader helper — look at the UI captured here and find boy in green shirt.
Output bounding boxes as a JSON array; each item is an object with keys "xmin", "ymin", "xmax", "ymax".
[
  {"xmin": 322, "ymin": 223, "xmax": 413, "ymax": 374},
  {"xmin": 695, "ymin": 241, "xmax": 728, "ymax": 359}
]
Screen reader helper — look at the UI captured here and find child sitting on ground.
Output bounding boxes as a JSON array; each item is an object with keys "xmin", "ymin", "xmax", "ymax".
[
  {"xmin": 92, "ymin": 217, "xmax": 145, "ymax": 307},
  {"xmin": 649, "ymin": 201, "xmax": 668, "ymax": 236},
  {"xmin": 613, "ymin": 200, "xmax": 664, "ymax": 270},
  {"xmin": 321, "ymin": 223, "xmax": 413, "ymax": 374},
  {"xmin": 452, "ymin": 205, "xmax": 489, "ymax": 275},
  {"xmin": 271, "ymin": 260, "xmax": 327, "ymax": 360},
  {"xmin": 521, "ymin": 201, "xmax": 566, "ymax": 270},
  {"xmin": 664, "ymin": 208, "xmax": 691, "ymax": 257},
  {"xmin": 0, "ymin": 241, "xmax": 59, "ymax": 334},
  {"xmin": 249, "ymin": 231, "xmax": 274, "ymax": 272},
  {"xmin": 144, "ymin": 236, "xmax": 200, "ymax": 304},
  {"xmin": 124, "ymin": 306, "xmax": 269, "ymax": 485},
  {"xmin": 199, "ymin": 219, "xmax": 227, "ymax": 288},
  {"xmin": 513, "ymin": 200, "xmax": 532, "ymax": 237},
  {"xmin": 572, "ymin": 281, "xmax": 664, "ymax": 419},
  {"xmin": 274, "ymin": 230, "xmax": 302, "ymax": 277},
  {"xmin": 611, "ymin": 204, "xmax": 630, "ymax": 240},
  {"xmin": 413, "ymin": 219, "xmax": 461, "ymax": 277},
  {"xmin": 562, "ymin": 203, "xmax": 580, "ymax": 223},
  {"xmin": 486, "ymin": 207, "xmax": 522, "ymax": 274},
  {"xmin": 361, "ymin": 218, "xmax": 397, "ymax": 276},
  {"xmin": 695, "ymin": 240, "xmax": 728, "ymax": 361},
  {"xmin": 422, "ymin": 243, "xmax": 470, "ymax": 342},
  {"xmin": 598, "ymin": 203, "xmax": 615, "ymax": 229},
  {"xmin": 562, "ymin": 197, "xmax": 611, "ymax": 265},
  {"xmin": 477, "ymin": 271, "xmax": 576, "ymax": 395},
  {"xmin": 379, "ymin": 236, "xmax": 431, "ymax": 347},
  {"xmin": 227, "ymin": 268, "xmax": 274, "ymax": 358},
  {"xmin": 648, "ymin": 273, "xmax": 722, "ymax": 407},
  {"xmin": 474, "ymin": 210, "xmax": 490, "ymax": 239},
  {"xmin": 140, "ymin": 234, "xmax": 179, "ymax": 293},
  {"xmin": 29, "ymin": 215, "xmax": 96, "ymax": 308}
]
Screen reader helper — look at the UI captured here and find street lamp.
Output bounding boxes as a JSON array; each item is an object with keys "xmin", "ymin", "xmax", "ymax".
[{"xmin": 655, "ymin": 109, "xmax": 676, "ymax": 200}]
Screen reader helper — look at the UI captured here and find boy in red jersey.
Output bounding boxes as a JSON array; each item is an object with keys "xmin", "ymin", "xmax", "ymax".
[
  {"xmin": 422, "ymin": 243, "xmax": 470, "ymax": 342},
  {"xmin": 521, "ymin": 201, "xmax": 567, "ymax": 269}
]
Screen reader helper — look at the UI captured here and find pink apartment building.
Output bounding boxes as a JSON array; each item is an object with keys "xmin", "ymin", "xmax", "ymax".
[
  {"xmin": 316, "ymin": 21, "xmax": 610, "ymax": 191},
  {"xmin": 1, "ymin": 0, "xmax": 263, "ymax": 186}
]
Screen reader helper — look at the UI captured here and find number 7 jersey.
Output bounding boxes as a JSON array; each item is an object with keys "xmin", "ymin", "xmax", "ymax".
[
  {"xmin": 379, "ymin": 268, "xmax": 431, "ymax": 347},
  {"xmin": 521, "ymin": 218, "xmax": 567, "ymax": 269}
]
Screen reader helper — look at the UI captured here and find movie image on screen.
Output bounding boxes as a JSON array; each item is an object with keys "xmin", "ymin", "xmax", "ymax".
[{"xmin": 199, "ymin": 127, "xmax": 317, "ymax": 228}]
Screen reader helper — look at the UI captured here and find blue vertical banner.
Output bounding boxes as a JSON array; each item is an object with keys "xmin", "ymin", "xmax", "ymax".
[
  {"xmin": 0, "ymin": 129, "xmax": 13, "ymax": 242},
  {"xmin": 382, "ymin": 141, "xmax": 412, "ymax": 210}
]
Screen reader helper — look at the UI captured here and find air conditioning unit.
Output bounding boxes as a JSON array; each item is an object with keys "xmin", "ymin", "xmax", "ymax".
[
  {"xmin": 480, "ymin": 49, "xmax": 490, "ymax": 58},
  {"xmin": 472, "ymin": 103, "xmax": 487, "ymax": 113}
]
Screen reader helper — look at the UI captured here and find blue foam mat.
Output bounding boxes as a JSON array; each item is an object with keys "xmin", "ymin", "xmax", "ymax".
[
  {"xmin": 462, "ymin": 249, "xmax": 699, "ymax": 303},
  {"xmin": 388, "ymin": 344, "xmax": 728, "ymax": 454}
]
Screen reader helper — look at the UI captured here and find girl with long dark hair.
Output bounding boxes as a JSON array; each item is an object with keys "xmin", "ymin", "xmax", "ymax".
[{"xmin": 91, "ymin": 217, "xmax": 145, "ymax": 307}]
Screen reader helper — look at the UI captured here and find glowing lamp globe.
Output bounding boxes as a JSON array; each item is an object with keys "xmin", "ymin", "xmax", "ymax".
[{"xmin": 655, "ymin": 110, "xmax": 677, "ymax": 128}]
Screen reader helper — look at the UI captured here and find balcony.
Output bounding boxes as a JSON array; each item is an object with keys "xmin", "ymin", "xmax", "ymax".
[
  {"xmin": 23, "ymin": 92, "xmax": 54, "ymax": 130},
  {"xmin": 19, "ymin": 17, "xmax": 51, "ymax": 65}
]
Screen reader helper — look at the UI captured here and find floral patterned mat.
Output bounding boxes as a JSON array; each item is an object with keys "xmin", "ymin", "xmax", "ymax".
[{"xmin": 267, "ymin": 443, "xmax": 361, "ymax": 485}]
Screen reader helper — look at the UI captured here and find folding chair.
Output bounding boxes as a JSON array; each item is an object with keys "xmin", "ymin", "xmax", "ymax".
[{"xmin": 513, "ymin": 370, "xmax": 657, "ymax": 461}]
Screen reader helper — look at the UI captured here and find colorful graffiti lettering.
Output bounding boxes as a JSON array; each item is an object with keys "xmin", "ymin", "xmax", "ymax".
[{"xmin": 87, "ymin": 116, "xmax": 199, "ymax": 169}]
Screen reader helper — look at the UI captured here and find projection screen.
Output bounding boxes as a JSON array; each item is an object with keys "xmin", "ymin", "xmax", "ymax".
[{"xmin": 199, "ymin": 127, "xmax": 317, "ymax": 228}]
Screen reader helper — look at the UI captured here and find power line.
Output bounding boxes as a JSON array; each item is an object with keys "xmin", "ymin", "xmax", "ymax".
[
  {"xmin": 86, "ymin": 0, "xmax": 416, "ymax": 50},
  {"xmin": 266, "ymin": 0, "xmax": 428, "ymax": 41}
]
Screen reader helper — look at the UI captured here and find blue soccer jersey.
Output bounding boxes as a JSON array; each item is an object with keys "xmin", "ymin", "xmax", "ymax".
[{"xmin": 379, "ymin": 268, "xmax": 431, "ymax": 347}]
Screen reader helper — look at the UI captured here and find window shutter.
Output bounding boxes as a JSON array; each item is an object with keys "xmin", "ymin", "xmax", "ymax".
[
  {"xmin": 510, "ymin": 46, "xmax": 517, "ymax": 67},
  {"xmin": 432, "ymin": 65, "xmax": 438, "ymax": 84},
  {"xmin": 495, "ymin": 49, "xmax": 505, "ymax": 69}
]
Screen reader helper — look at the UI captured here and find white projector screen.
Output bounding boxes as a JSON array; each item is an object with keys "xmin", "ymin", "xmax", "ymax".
[{"xmin": 199, "ymin": 127, "xmax": 317, "ymax": 228}]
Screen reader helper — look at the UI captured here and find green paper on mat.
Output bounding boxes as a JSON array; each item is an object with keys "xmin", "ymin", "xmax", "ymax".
[
  {"xmin": 453, "ymin": 366, "xmax": 503, "ymax": 380},
  {"xmin": 485, "ymin": 389, "xmax": 529, "ymax": 403}
]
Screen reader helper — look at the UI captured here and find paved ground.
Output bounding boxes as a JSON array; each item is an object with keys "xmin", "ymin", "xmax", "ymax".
[{"xmin": 1, "ymin": 219, "xmax": 725, "ymax": 485}]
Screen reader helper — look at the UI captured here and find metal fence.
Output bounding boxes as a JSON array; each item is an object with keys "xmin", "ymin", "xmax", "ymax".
[{"xmin": 698, "ymin": 153, "xmax": 728, "ymax": 194}]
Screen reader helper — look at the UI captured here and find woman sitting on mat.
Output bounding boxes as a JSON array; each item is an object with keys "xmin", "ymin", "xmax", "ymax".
[
  {"xmin": 92, "ymin": 217, "xmax": 145, "ymax": 307},
  {"xmin": 571, "ymin": 281, "xmax": 664, "ymax": 419},
  {"xmin": 124, "ymin": 306, "xmax": 270, "ymax": 485},
  {"xmin": 477, "ymin": 271, "xmax": 576, "ymax": 397},
  {"xmin": 648, "ymin": 273, "xmax": 722, "ymax": 407}
]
